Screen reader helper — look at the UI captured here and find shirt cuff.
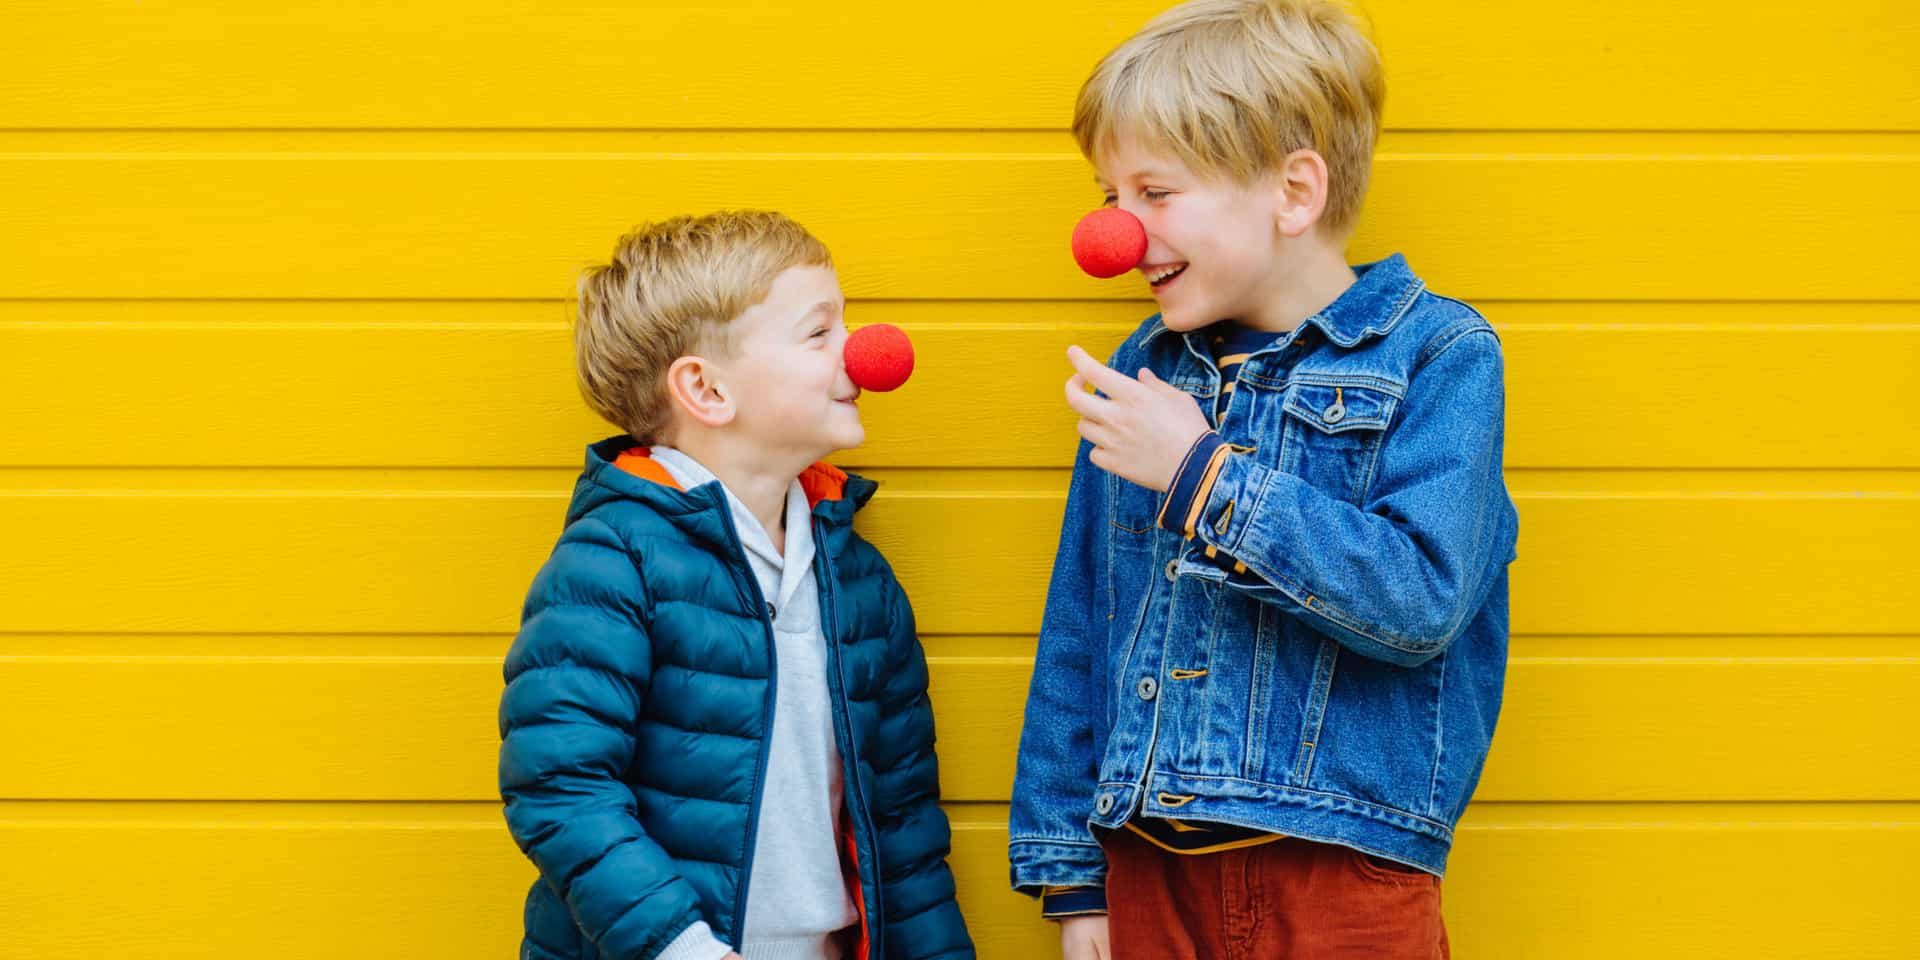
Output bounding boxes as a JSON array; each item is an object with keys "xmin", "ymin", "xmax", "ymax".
[
  {"xmin": 654, "ymin": 921, "xmax": 735, "ymax": 960},
  {"xmin": 1040, "ymin": 885, "xmax": 1109, "ymax": 918},
  {"xmin": 1157, "ymin": 431, "xmax": 1229, "ymax": 537}
]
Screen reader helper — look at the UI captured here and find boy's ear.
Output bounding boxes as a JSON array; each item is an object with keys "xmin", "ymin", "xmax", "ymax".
[
  {"xmin": 1272, "ymin": 148, "xmax": 1331, "ymax": 239},
  {"xmin": 664, "ymin": 355, "xmax": 736, "ymax": 429}
]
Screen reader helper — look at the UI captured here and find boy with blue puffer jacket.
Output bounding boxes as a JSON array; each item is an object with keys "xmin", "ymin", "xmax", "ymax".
[{"xmin": 500, "ymin": 211, "xmax": 973, "ymax": 960}]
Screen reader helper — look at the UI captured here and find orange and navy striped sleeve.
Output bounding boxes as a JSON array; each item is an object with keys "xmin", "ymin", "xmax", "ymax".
[{"xmin": 1040, "ymin": 885, "xmax": 1107, "ymax": 919}]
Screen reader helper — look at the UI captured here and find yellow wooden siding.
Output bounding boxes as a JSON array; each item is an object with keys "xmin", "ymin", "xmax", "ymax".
[
  {"xmin": 3, "ymin": 1, "xmax": 1914, "ymax": 130},
  {"xmin": 3, "ymin": 153, "xmax": 1914, "ymax": 300},
  {"xmin": 2, "ymin": 1, "xmax": 1916, "ymax": 958},
  {"xmin": 5, "ymin": 303, "xmax": 1919, "ymax": 468},
  {"xmin": 4, "ymin": 647, "xmax": 1918, "ymax": 801}
]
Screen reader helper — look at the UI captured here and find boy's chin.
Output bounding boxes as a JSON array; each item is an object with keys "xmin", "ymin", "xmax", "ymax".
[
  {"xmin": 829, "ymin": 423, "xmax": 867, "ymax": 455},
  {"xmin": 1158, "ymin": 307, "xmax": 1214, "ymax": 332},
  {"xmin": 1152, "ymin": 294, "xmax": 1217, "ymax": 332},
  {"xmin": 798, "ymin": 421, "xmax": 864, "ymax": 463}
]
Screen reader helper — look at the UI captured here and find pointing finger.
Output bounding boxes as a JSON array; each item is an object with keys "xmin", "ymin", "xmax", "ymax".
[{"xmin": 1066, "ymin": 345, "xmax": 1139, "ymax": 398}]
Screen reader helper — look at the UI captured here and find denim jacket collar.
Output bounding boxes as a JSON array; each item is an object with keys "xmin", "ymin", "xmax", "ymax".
[{"xmin": 1142, "ymin": 253, "xmax": 1426, "ymax": 352}]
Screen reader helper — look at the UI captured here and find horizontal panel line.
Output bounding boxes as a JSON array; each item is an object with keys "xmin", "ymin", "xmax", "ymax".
[
  {"xmin": 1503, "ymin": 466, "xmax": 1920, "ymax": 473},
  {"xmin": 0, "ymin": 465, "xmax": 585, "ymax": 472},
  {"xmin": 2, "ymin": 488, "xmax": 1915, "ymax": 500},
  {"xmin": 1390, "ymin": 127, "xmax": 1920, "ymax": 137},
  {"xmin": 1516, "ymin": 491, "xmax": 1920, "ymax": 500},
  {"xmin": 0, "ymin": 489, "xmax": 567, "ymax": 498},
  {"xmin": 1, "ymin": 799, "xmax": 1915, "ymax": 824},
  {"xmin": 7, "ymin": 126, "xmax": 1919, "ymax": 134},
  {"xmin": 0, "ymin": 127, "xmax": 1085, "ymax": 134},
  {"xmin": 3, "ymin": 799, "xmax": 1915, "ymax": 810},
  {"xmin": 0, "ymin": 631, "xmax": 520, "ymax": 638},
  {"xmin": 1508, "ymin": 657, "xmax": 1920, "ymax": 666},
  {"xmin": 3, "ymin": 631, "xmax": 1918, "ymax": 638},
  {"xmin": 3, "ymin": 633, "xmax": 1914, "ymax": 655},
  {"xmin": 4, "ymin": 297, "xmax": 1920, "ymax": 307},
  {"xmin": 7, "ymin": 320, "xmax": 1920, "ymax": 333},
  {"xmin": 3, "ymin": 131, "xmax": 1919, "ymax": 154},
  {"xmin": 2, "ymin": 654, "xmax": 1911, "ymax": 667},
  {"xmin": 3, "ymin": 466, "xmax": 1920, "ymax": 475},
  {"xmin": 0, "ymin": 655, "xmax": 502, "ymax": 665},
  {"xmin": 6, "ymin": 153, "xmax": 1917, "ymax": 168}
]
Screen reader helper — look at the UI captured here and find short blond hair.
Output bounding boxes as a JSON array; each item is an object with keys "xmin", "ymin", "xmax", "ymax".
[
  {"xmin": 1074, "ymin": 0, "xmax": 1385, "ymax": 235},
  {"xmin": 574, "ymin": 210, "xmax": 832, "ymax": 442}
]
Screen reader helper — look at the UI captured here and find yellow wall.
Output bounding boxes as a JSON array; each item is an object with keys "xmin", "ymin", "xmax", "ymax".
[{"xmin": 3, "ymin": 2, "xmax": 1917, "ymax": 957}]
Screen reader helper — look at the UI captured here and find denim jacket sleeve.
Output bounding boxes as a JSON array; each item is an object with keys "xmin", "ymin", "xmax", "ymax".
[
  {"xmin": 1007, "ymin": 432, "xmax": 1111, "ymax": 896},
  {"xmin": 1191, "ymin": 323, "xmax": 1516, "ymax": 668}
]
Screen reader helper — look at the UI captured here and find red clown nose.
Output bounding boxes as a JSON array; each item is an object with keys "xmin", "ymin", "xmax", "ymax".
[
  {"xmin": 1071, "ymin": 207, "xmax": 1148, "ymax": 279},
  {"xmin": 843, "ymin": 323, "xmax": 915, "ymax": 393}
]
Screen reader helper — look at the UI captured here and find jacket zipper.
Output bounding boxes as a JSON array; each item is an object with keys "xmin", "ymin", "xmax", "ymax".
[{"xmin": 713, "ymin": 496, "xmax": 779, "ymax": 950}]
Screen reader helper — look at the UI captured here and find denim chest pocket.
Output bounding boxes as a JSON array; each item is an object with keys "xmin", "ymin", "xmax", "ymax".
[
  {"xmin": 1104, "ymin": 468, "xmax": 1178, "ymax": 637},
  {"xmin": 1270, "ymin": 377, "xmax": 1401, "ymax": 505},
  {"xmin": 1107, "ymin": 470, "xmax": 1165, "ymax": 537}
]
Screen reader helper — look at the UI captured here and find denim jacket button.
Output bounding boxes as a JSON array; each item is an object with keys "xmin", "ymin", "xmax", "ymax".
[
  {"xmin": 1164, "ymin": 558, "xmax": 1179, "ymax": 582},
  {"xmin": 1095, "ymin": 793, "xmax": 1116, "ymax": 815},
  {"xmin": 1324, "ymin": 402, "xmax": 1346, "ymax": 424},
  {"xmin": 1137, "ymin": 677, "xmax": 1158, "ymax": 701}
]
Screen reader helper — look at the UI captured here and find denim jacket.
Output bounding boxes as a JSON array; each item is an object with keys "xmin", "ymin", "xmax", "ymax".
[{"xmin": 1008, "ymin": 254, "xmax": 1520, "ymax": 895}]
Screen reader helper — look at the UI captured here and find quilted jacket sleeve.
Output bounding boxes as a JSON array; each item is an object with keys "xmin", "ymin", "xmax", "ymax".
[
  {"xmin": 498, "ymin": 517, "xmax": 712, "ymax": 960},
  {"xmin": 867, "ymin": 571, "xmax": 975, "ymax": 960}
]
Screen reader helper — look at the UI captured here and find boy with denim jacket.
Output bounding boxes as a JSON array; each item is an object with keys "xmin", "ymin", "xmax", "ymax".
[
  {"xmin": 1008, "ymin": 2, "xmax": 1520, "ymax": 957},
  {"xmin": 499, "ymin": 211, "xmax": 972, "ymax": 960}
]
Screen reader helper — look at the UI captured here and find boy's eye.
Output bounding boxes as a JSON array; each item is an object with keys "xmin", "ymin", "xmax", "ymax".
[
  {"xmin": 810, "ymin": 327, "xmax": 829, "ymax": 339},
  {"xmin": 1100, "ymin": 194, "xmax": 1117, "ymax": 208},
  {"xmin": 1143, "ymin": 189, "xmax": 1170, "ymax": 202}
]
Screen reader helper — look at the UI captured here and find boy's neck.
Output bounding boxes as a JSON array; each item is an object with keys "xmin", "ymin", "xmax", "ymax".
[
  {"xmin": 1239, "ymin": 239, "xmax": 1358, "ymax": 335},
  {"xmin": 663, "ymin": 433, "xmax": 811, "ymax": 554}
]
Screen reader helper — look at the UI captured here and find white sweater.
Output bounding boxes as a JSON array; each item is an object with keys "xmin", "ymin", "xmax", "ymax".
[{"xmin": 648, "ymin": 447, "xmax": 858, "ymax": 960}]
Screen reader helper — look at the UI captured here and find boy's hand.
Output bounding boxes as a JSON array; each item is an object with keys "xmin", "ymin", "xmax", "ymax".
[
  {"xmin": 1065, "ymin": 345, "xmax": 1211, "ymax": 493},
  {"xmin": 1059, "ymin": 914, "xmax": 1111, "ymax": 960}
]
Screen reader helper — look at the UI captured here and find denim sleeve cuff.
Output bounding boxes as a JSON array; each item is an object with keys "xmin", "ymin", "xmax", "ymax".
[
  {"xmin": 1193, "ymin": 447, "xmax": 1266, "ymax": 556},
  {"xmin": 1010, "ymin": 837, "xmax": 1108, "ymax": 897},
  {"xmin": 1157, "ymin": 431, "xmax": 1229, "ymax": 537},
  {"xmin": 1040, "ymin": 885, "xmax": 1109, "ymax": 918}
]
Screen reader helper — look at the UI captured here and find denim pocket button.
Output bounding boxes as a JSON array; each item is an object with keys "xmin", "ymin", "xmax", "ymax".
[
  {"xmin": 1136, "ymin": 677, "xmax": 1158, "ymax": 701},
  {"xmin": 1095, "ymin": 792, "xmax": 1116, "ymax": 815}
]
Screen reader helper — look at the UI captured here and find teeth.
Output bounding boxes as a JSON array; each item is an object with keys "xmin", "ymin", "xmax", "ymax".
[{"xmin": 1146, "ymin": 264, "xmax": 1186, "ymax": 284}]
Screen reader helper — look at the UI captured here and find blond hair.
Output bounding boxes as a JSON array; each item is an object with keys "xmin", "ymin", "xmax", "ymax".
[
  {"xmin": 1073, "ymin": 0, "xmax": 1385, "ymax": 234},
  {"xmin": 574, "ymin": 210, "xmax": 832, "ymax": 443}
]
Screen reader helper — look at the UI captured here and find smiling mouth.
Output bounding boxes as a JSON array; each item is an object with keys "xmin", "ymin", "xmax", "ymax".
[{"xmin": 1145, "ymin": 263, "xmax": 1188, "ymax": 288}]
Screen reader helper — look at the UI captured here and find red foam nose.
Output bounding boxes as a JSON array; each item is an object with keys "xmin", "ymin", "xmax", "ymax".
[
  {"xmin": 844, "ymin": 323, "xmax": 915, "ymax": 392},
  {"xmin": 1071, "ymin": 207, "xmax": 1148, "ymax": 279}
]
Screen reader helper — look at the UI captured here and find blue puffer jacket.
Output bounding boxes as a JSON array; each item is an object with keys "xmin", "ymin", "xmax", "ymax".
[{"xmin": 499, "ymin": 437, "xmax": 974, "ymax": 960}]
